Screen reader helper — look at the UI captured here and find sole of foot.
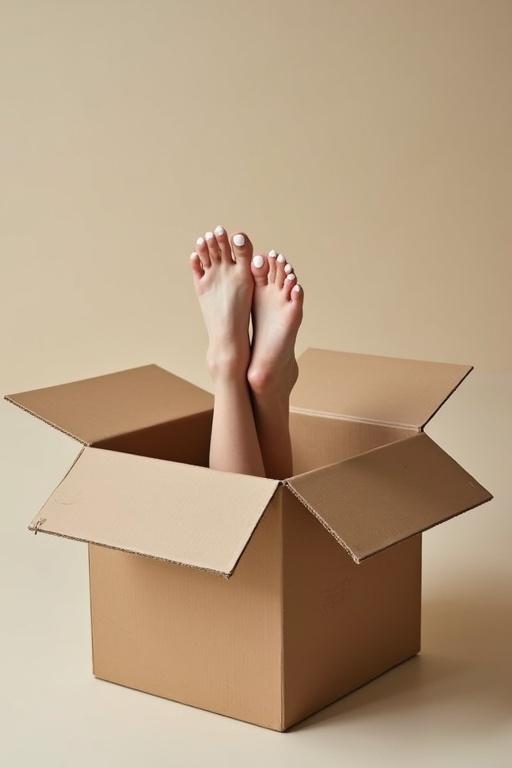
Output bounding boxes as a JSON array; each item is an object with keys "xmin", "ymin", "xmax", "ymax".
[
  {"xmin": 247, "ymin": 249, "xmax": 304, "ymax": 399},
  {"xmin": 190, "ymin": 227, "xmax": 255, "ymax": 381}
]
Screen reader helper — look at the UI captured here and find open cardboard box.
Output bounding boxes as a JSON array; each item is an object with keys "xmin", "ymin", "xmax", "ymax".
[{"xmin": 5, "ymin": 348, "xmax": 493, "ymax": 731}]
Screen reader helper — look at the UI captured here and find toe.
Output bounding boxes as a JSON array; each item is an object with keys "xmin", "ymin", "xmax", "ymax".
[
  {"xmin": 267, "ymin": 250, "xmax": 277, "ymax": 282},
  {"xmin": 251, "ymin": 254, "xmax": 270, "ymax": 287},
  {"xmin": 275, "ymin": 253, "xmax": 286, "ymax": 287},
  {"xmin": 195, "ymin": 236, "xmax": 211, "ymax": 268},
  {"xmin": 205, "ymin": 230, "xmax": 221, "ymax": 262},
  {"xmin": 283, "ymin": 270, "xmax": 297, "ymax": 298},
  {"xmin": 231, "ymin": 232, "xmax": 253, "ymax": 269},
  {"xmin": 290, "ymin": 282, "xmax": 304, "ymax": 312},
  {"xmin": 214, "ymin": 225, "xmax": 233, "ymax": 263},
  {"xmin": 190, "ymin": 251, "xmax": 204, "ymax": 281}
]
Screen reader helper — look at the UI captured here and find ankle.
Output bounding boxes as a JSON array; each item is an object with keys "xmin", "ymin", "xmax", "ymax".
[
  {"xmin": 207, "ymin": 343, "xmax": 249, "ymax": 384},
  {"xmin": 247, "ymin": 358, "xmax": 298, "ymax": 401}
]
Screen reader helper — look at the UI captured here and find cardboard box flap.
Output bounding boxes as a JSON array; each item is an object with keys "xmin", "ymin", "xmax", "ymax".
[
  {"xmin": 29, "ymin": 447, "xmax": 279, "ymax": 576},
  {"xmin": 286, "ymin": 433, "xmax": 492, "ymax": 563},
  {"xmin": 290, "ymin": 348, "xmax": 473, "ymax": 429},
  {"xmin": 5, "ymin": 364, "xmax": 213, "ymax": 444}
]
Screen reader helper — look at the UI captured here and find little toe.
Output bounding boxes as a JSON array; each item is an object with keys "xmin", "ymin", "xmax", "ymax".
[
  {"xmin": 190, "ymin": 251, "xmax": 204, "ymax": 281},
  {"xmin": 195, "ymin": 236, "xmax": 211, "ymax": 268},
  {"xmin": 214, "ymin": 225, "xmax": 233, "ymax": 263},
  {"xmin": 290, "ymin": 283, "xmax": 304, "ymax": 314},
  {"xmin": 251, "ymin": 254, "xmax": 270, "ymax": 287},
  {"xmin": 231, "ymin": 232, "xmax": 253, "ymax": 269},
  {"xmin": 205, "ymin": 230, "xmax": 221, "ymax": 263},
  {"xmin": 275, "ymin": 253, "xmax": 287, "ymax": 287}
]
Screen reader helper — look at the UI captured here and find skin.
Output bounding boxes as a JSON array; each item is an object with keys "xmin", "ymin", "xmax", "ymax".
[{"xmin": 190, "ymin": 227, "xmax": 304, "ymax": 480}]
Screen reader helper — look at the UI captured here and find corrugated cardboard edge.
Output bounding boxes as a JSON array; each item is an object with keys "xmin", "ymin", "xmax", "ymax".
[
  {"xmin": 4, "ymin": 394, "xmax": 87, "ymax": 444},
  {"xmin": 282, "ymin": 480, "xmax": 361, "ymax": 564}
]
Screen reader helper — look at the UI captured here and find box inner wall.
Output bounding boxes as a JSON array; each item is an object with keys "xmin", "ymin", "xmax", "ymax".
[{"xmin": 91, "ymin": 409, "xmax": 415, "ymax": 477}]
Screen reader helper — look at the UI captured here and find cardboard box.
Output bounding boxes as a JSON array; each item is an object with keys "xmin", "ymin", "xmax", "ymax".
[{"xmin": 5, "ymin": 348, "xmax": 493, "ymax": 731}]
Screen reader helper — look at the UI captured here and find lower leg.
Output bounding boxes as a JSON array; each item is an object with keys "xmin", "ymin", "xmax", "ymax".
[
  {"xmin": 250, "ymin": 387, "xmax": 295, "ymax": 479},
  {"xmin": 209, "ymin": 373, "xmax": 265, "ymax": 476}
]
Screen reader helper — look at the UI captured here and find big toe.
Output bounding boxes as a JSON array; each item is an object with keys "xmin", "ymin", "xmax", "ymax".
[
  {"xmin": 231, "ymin": 232, "xmax": 253, "ymax": 270},
  {"xmin": 250, "ymin": 254, "xmax": 269, "ymax": 286}
]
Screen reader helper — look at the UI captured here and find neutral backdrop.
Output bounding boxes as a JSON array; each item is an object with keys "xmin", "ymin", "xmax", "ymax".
[{"xmin": 1, "ymin": 1, "xmax": 510, "ymax": 766}]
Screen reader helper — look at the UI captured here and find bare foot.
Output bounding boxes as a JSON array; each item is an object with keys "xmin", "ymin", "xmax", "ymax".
[
  {"xmin": 190, "ymin": 227, "xmax": 254, "ymax": 382},
  {"xmin": 248, "ymin": 250, "xmax": 304, "ymax": 399}
]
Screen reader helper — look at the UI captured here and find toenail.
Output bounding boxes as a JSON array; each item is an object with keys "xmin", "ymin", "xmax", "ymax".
[
  {"xmin": 292, "ymin": 284, "xmax": 301, "ymax": 293},
  {"xmin": 205, "ymin": 231, "xmax": 214, "ymax": 240},
  {"xmin": 196, "ymin": 237, "xmax": 205, "ymax": 246},
  {"xmin": 214, "ymin": 225, "xmax": 224, "ymax": 236},
  {"xmin": 253, "ymin": 255, "xmax": 264, "ymax": 268},
  {"xmin": 277, "ymin": 254, "xmax": 285, "ymax": 263},
  {"xmin": 233, "ymin": 233, "xmax": 246, "ymax": 247},
  {"xmin": 286, "ymin": 272, "xmax": 296, "ymax": 281},
  {"xmin": 268, "ymin": 249, "xmax": 277, "ymax": 258},
  {"xmin": 284, "ymin": 263, "xmax": 293, "ymax": 274},
  {"xmin": 190, "ymin": 251, "xmax": 199, "ymax": 260}
]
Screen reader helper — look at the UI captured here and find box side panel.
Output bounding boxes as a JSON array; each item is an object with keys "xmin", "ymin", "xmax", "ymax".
[
  {"xmin": 289, "ymin": 411, "xmax": 413, "ymax": 475},
  {"xmin": 282, "ymin": 492, "xmax": 421, "ymax": 729},
  {"xmin": 89, "ymin": 492, "xmax": 284, "ymax": 731},
  {"xmin": 291, "ymin": 347, "xmax": 472, "ymax": 429}
]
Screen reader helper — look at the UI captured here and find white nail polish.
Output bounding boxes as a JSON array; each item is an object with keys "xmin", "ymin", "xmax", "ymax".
[
  {"xmin": 214, "ymin": 225, "xmax": 224, "ymax": 236},
  {"xmin": 284, "ymin": 263, "xmax": 293, "ymax": 274},
  {"xmin": 196, "ymin": 237, "xmax": 205, "ymax": 246},
  {"xmin": 286, "ymin": 272, "xmax": 296, "ymax": 281},
  {"xmin": 292, "ymin": 284, "xmax": 301, "ymax": 293},
  {"xmin": 205, "ymin": 231, "xmax": 214, "ymax": 240},
  {"xmin": 277, "ymin": 254, "xmax": 285, "ymax": 263},
  {"xmin": 233, "ymin": 233, "xmax": 245, "ymax": 247},
  {"xmin": 190, "ymin": 251, "xmax": 199, "ymax": 260},
  {"xmin": 268, "ymin": 249, "xmax": 277, "ymax": 258},
  {"xmin": 253, "ymin": 255, "xmax": 264, "ymax": 268}
]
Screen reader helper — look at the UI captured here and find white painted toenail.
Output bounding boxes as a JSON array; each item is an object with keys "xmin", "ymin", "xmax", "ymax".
[
  {"xmin": 277, "ymin": 254, "xmax": 285, "ymax": 263},
  {"xmin": 190, "ymin": 251, "xmax": 199, "ymax": 260},
  {"xmin": 196, "ymin": 237, "xmax": 205, "ymax": 246},
  {"xmin": 284, "ymin": 263, "xmax": 293, "ymax": 274},
  {"xmin": 286, "ymin": 272, "xmax": 296, "ymax": 281},
  {"xmin": 268, "ymin": 249, "xmax": 277, "ymax": 258},
  {"xmin": 205, "ymin": 231, "xmax": 214, "ymax": 240},
  {"xmin": 253, "ymin": 255, "xmax": 264, "ymax": 268},
  {"xmin": 214, "ymin": 225, "xmax": 224, "ymax": 236},
  {"xmin": 292, "ymin": 284, "xmax": 301, "ymax": 293},
  {"xmin": 233, "ymin": 233, "xmax": 245, "ymax": 247}
]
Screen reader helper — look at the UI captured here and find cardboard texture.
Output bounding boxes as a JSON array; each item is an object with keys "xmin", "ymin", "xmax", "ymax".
[{"xmin": 6, "ymin": 348, "xmax": 493, "ymax": 731}]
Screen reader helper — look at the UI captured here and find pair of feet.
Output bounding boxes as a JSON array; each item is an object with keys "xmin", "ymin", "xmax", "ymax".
[{"xmin": 190, "ymin": 226, "xmax": 303, "ymax": 402}]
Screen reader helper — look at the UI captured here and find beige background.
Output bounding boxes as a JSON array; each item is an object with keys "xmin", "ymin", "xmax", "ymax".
[
  {"xmin": 1, "ymin": 0, "xmax": 511, "ymax": 396},
  {"xmin": 0, "ymin": 1, "xmax": 511, "ymax": 766}
]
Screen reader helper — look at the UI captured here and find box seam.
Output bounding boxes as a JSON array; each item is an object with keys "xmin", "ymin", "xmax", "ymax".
[{"xmin": 290, "ymin": 405, "xmax": 421, "ymax": 431}]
